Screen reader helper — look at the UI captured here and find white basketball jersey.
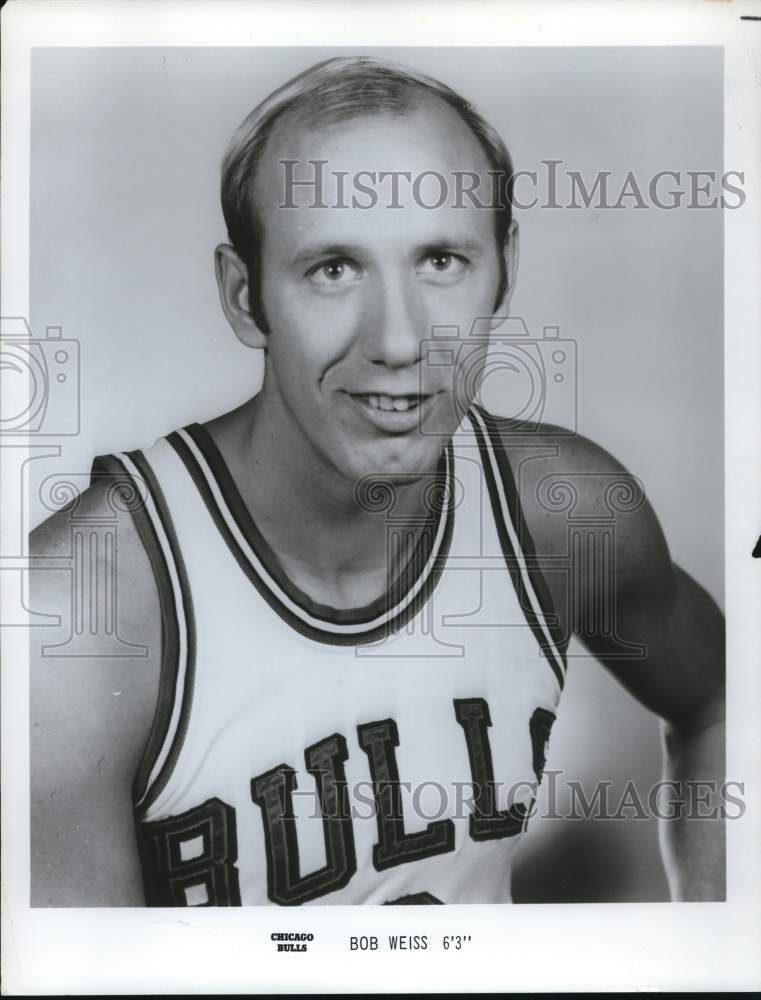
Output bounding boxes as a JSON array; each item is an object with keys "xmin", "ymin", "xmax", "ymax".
[{"xmin": 94, "ymin": 406, "xmax": 566, "ymax": 906}]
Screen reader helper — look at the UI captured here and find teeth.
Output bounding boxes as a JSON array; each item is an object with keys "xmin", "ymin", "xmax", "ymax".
[{"xmin": 360, "ymin": 394, "xmax": 421, "ymax": 412}]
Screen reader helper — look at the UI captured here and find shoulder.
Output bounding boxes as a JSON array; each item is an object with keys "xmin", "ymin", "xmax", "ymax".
[
  {"xmin": 31, "ymin": 459, "xmax": 158, "ymax": 604},
  {"xmin": 30, "ymin": 469, "xmax": 161, "ymax": 905},
  {"xmin": 478, "ymin": 409, "xmax": 675, "ymax": 607}
]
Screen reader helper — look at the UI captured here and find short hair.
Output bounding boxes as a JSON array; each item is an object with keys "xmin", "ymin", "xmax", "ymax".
[{"xmin": 220, "ymin": 56, "xmax": 514, "ymax": 332}]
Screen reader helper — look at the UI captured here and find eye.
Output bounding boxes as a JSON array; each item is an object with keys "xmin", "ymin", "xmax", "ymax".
[
  {"xmin": 417, "ymin": 252, "xmax": 467, "ymax": 280},
  {"xmin": 308, "ymin": 259, "xmax": 361, "ymax": 287}
]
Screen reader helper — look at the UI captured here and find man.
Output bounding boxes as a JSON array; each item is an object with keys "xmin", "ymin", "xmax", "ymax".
[{"xmin": 30, "ymin": 56, "xmax": 725, "ymax": 906}]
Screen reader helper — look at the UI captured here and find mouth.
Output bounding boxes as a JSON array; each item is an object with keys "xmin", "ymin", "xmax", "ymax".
[
  {"xmin": 345, "ymin": 391, "xmax": 437, "ymax": 433},
  {"xmin": 353, "ymin": 393, "xmax": 426, "ymax": 413}
]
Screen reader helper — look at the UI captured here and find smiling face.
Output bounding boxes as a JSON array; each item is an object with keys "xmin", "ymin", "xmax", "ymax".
[{"xmin": 234, "ymin": 101, "xmax": 511, "ymax": 485}]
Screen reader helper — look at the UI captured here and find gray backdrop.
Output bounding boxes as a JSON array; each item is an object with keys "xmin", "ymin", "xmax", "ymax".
[{"xmin": 29, "ymin": 46, "xmax": 724, "ymax": 902}]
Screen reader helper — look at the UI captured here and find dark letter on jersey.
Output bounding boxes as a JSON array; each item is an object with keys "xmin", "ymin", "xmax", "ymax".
[
  {"xmin": 454, "ymin": 697, "xmax": 528, "ymax": 840},
  {"xmin": 357, "ymin": 718, "xmax": 455, "ymax": 871},
  {"xmin": 137, "ymin": 797, "xmax": 242, "ymax": 906},
  {"xmin": 530, "ymin": 707, "xmax": 556, "ymax": 781},
  {"xmin": 250, "ymin": 733, "xmax": 356, "ymax": 905}
]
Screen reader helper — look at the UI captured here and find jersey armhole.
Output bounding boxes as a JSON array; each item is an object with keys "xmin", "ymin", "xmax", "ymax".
[
  {"xmin": 90, "ymin": 451, "xmax": 196, "ymax": 817},
  {"xmin": 467, "ymin": 407, "xmax": 568, "ymax": 689}
]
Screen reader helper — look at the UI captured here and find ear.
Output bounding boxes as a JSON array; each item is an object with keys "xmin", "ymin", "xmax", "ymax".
[
  {"xmin": 214, "ymin": 243, "xmax": 268, "ymax": 349},
  {"xmin": 490, "ymin": 219, "xmax": 520, "ymax": 330}
]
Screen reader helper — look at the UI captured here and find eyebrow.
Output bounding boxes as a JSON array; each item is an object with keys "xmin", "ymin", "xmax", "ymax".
[
  {"xmin": 290, "ymin": 243, "xmax": 362, "ymax": 267},
  {"xmin": 289, "ymin": 237, "xmax": 487, "ymax": 268}
]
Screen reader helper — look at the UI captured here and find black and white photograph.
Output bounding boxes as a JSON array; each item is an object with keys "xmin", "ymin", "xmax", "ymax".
[{"xmin": 2, "ymin": 0, "xmax": 760, "ymax": 994}]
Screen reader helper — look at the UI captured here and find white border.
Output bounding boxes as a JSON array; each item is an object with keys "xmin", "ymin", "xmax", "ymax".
[{"xmin": 2, "ymin": 0, "xmax": 760, "ymax": 993}]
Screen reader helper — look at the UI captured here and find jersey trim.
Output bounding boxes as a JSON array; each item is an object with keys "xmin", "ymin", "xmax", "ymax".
[
  {"xmin": 468, "ymin": 407, "xmax": 567, "ymax": 688},
  {"xmin": 163, "ymin": 425, "xmax": 455, "ymax": 647},
  {"xmin": 101, "ymin": 448, "xmax": 198, "ymax": 816}
]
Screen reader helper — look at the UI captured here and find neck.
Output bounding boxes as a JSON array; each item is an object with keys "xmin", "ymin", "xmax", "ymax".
[{"xmin": 204, "ymin": 390, "xmax": 444, "ymax": 605}]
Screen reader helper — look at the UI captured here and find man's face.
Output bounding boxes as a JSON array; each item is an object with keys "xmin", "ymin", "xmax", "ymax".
[{"xmin": 252, "ymin": 101, "xmax": 505, "ymax": 484}]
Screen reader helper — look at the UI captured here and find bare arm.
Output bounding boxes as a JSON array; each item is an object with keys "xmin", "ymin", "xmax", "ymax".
[
  {"xmin": 30, "ymin": 481, "xmax": 160, "ymax": 906},
  {"xmin": 512, "ymin": 425, "xmax": 725, "ymax": 900},
  {"xmin": 598, "ymin": 561, "xmax": 725, "ymax": 902}
]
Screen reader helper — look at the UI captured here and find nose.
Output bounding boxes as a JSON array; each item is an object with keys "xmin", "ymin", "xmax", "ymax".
[{"xmin": 360, "ymin": 271, "xmax": 424, "ymax": 368}]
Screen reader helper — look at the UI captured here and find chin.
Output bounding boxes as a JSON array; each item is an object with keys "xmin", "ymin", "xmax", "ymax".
[{"xmin": 343, "ymin": 435, "xmax": 445, "ymax": 485}]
